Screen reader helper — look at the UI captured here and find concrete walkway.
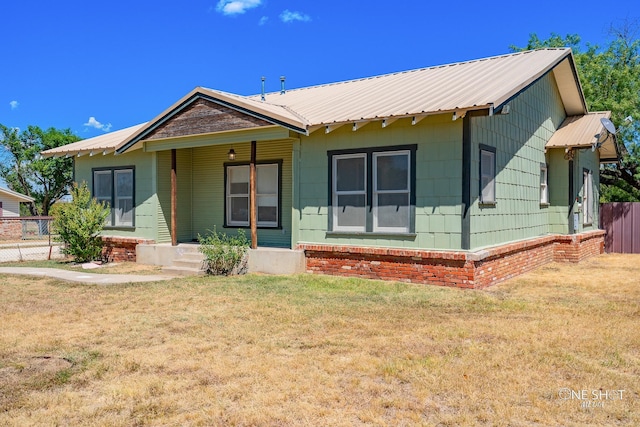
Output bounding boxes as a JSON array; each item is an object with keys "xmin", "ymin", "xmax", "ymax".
[{"xmin": 0, "ymin": 267, "xmax": 175, "ymax": 284}]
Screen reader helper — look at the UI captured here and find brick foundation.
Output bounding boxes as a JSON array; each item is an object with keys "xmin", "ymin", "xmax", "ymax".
[
  {"xmin": 101, "ymin": 236, "xmax": 155, "ymax": 262},
  {"xmin": 297, "ymin": 230, "xmax": 605, "ymax": 289}
]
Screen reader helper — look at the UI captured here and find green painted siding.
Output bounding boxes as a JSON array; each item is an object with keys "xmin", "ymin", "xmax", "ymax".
[
  {"xmin": 74, "ymin": 149, "xmax": 158, "ymax": 241},
  {"xmin": 469, "ymin": 73, "xmax": 567, "ymax": 249},
  {"xmin": 295, "ymin": 115, "xmax": 463, "ymax": 250},
  {"xmin": 547, "ymin": 148, "xmax": 570, "ymax": 234},
  {"xmin": 574, "ymin": 149, "xmax": 600, "ymax": 232},
  {"xmin": 184, "ymin": 140, "xmax": 293, "ymax": 247},
  {"xmin": 155, "ymin": 149, "xmax": 194, "ymax": 243}
]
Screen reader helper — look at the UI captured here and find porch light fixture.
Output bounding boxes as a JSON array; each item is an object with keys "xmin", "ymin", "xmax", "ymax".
[{"xmin": 228, "ymin": 148, "xmax": 236, "ymax": 161}]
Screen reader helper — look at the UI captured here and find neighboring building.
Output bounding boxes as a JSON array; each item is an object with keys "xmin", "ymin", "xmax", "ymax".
[
  {"xmin": 42, "ymin": 48, "xmax": 618, "ymax": 288},
  {"xmin": 0, "ymin": 187, "xmax": 35, "ymax": 240},
  {"xmin": 0, "ymin": 187, "xmax": 34, "ymax": 217}
]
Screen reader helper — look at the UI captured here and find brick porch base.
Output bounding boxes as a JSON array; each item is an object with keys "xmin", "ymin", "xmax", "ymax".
[
  {"xmin": 297, "ymin": 230, "xmax": 605, "ymax": 289},
  {"xmin": 101, "ymin": 236, "xmax": 155, "ymax": 262}
]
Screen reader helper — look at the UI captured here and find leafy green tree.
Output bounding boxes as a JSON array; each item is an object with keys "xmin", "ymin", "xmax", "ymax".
[
  {"xmin": 0, "ymin": 125, "xmax": 80, "ymax": 216},
  {"xmin": 52, "ymin": 182, "xmax": 110, "ymax": 263},
  {"xmin": 511, "ymin": 21, "xmax": 640, "ymax": 201}
]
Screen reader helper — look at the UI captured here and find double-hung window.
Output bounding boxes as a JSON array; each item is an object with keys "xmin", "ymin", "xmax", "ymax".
[
  {"xmin": 329, "ymin": 145, "xmax": 416, "ymax": 234},
  {"xmin": 540, "ymin": 163, "xmax": 549, "ymax": 204},
  {"xmin": 479, "ymin": 145, "xmax": 496, "ymax": 204},
  {"xmin": 332, "ymin": 154, "xmax": 367, "ymax": 231},
  {"xmin": 93, "ymin": 167, "xmax": 135, "ymax": 227},
  {"xmin": 225, "ymin": 162, "xmax": 280, "ymax": 228}
]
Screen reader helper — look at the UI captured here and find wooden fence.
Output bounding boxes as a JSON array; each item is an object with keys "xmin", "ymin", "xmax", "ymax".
[{"xmin": 600, "ymin": 203, "xmax": 640, "ymax": 253}]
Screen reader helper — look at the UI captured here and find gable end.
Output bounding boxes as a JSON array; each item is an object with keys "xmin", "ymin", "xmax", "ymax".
[{"xmin": 143, "ymin": 98, "xmax": 273, "ymax": 141}]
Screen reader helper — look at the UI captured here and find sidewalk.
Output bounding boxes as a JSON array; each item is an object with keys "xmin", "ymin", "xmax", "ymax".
[{"xmin": 0, "ymin": 267, "xmax": 175, "ymax": 284}]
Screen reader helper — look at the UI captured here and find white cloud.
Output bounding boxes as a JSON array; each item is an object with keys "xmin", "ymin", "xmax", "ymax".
[
  {"xmin": 84, "ymin": 117, "xmax": 112, "ymax": 132},
  {"xmin": 216, "ymin": 0, "xmax": 261, "ymax": 15},
  {"xmin": 9, "ymin": 100, "xmax": 19, "ymax": 110},
  {"xmin": 280, "ymin": 10, "xmax": 311, "ymax": 23},
  {"xmin": 259, "ymin": 16, "xmax": 268, "ymax": 26}
]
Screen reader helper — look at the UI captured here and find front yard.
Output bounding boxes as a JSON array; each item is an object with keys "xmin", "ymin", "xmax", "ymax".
[{"xmin": 1, "ymin": 254, "xmax": 638, "ymax": 426}]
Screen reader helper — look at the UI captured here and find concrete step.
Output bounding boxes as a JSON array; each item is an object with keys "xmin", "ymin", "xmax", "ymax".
[
  {"xmin": 172, "ymin": 258, "xmax": 204, "ymax": 269},
  {"xmin": 162, "ymin": 265, "xmax": 205, "ymax": 277}
]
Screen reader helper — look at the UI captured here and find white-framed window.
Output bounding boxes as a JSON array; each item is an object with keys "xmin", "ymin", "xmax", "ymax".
[
  {"xmin": 583, "ymin": 169, "xmax": 594, "ymax": 225},
  {"xmin": 540, "ymin": 163, "xmax": 549, "ymax": 204},
  {"xmin": 329, "ymin": 145, "xmax": 415, "ymax": 234},
  {"xmin": 225, "ymin": 163, "xmax": 279, "ymax": 228},
  {"xmin": 93, "ymin": 167, "xmax": 135, "ymax": 227},
  {"xmin": 373, "ymin": 150, "xmax": 411, "ymax": 232},
  {"xmin": 480, "ymin": 146, "xmax": 496, "ymax": 204},
  {"xmin": 332, "ymin": 153, "xmax": 367, "ymax": 232}
]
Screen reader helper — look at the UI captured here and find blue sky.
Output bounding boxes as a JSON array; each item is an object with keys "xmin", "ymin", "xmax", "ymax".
[{"xmin": 1, "ymin": 0, "xmax": 636, "ymax": 139}]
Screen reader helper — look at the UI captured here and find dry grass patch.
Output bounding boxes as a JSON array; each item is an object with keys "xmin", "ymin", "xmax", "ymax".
[{"xmin": 1, "ymin": 254, "xmax": 638, "ymax": 426}]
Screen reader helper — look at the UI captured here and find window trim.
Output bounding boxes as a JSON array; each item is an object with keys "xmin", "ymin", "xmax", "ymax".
[
  {"xmin": 327, "ymin": 144, "xmax": 417, "ymax": 234},
  {"xmin": 540, "ymin": 163, "xmax": 549, "ymax": 205},
  {"xmin": 583, "ymin": 168, "xmax": 594, "ymax": 226},
  {"xmin": 92, "ymin": 166, "xmax": 136, "ymax": 229},
  {"xmin": 479, "ymin": 144, "xmax": 496, "ymax": 205},
  {"xmin": 223, "ymin": 160, "xmax": 283, "ymax": 229}
]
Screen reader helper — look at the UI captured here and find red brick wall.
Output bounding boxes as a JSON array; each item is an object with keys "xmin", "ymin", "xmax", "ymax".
[
  {"xmin": 297, "ymin": 230, "xmax": 605, "ymax": 289},
  {"xmin": 101, "ymin": 236, "xmax": 155, "ymax": 262},
  {"xmin": 0, "ymin": 219, "xmax": 23, "ymax": 240}
]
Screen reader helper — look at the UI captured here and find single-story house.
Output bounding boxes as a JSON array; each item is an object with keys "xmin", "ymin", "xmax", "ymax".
[
  {"xmin": 0, "ymin": 187, "xmax": 35, "ymax": 239},
  {"xmin": 0, "ymin": 187, "xmax": 34, "ymax": 217},
  {"xmin": 42, "ymin": 48, "xmax": 618, "ymax": 288}
]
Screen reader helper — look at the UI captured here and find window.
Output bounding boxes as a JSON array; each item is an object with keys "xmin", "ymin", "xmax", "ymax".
[
  {"xmin": 332, "ymin": 154, "xmax": 367, "ymax": 231},
  {"xmin": 373, "ymin": 151, "xmax": 411, "ymax": 232},
  {"xmin": 540, "ymin": 163, "xmax": 549, "ymax": 204},
  {"xmin": 225, "ymin": 162, "xmax": 280, "ymax": 228},
  {"xmin": 479, "ymin": 146, "xmax": 496, "ymax": 204},
  {"xmin": 583, "ymin": 169, "xmax": 594, "ymax": 225},
  {"xmin": 92, "ymin": 167, "xmax": 135, "ymax": 227},
  {"xmin": 329, "ymin": 145, "xmax": 416, "ymax": 234}
]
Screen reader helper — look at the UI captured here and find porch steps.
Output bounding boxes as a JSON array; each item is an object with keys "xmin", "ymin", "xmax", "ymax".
[{"xmin": 161, "ymin": 245, "xmax": 205, "ymax": 276}]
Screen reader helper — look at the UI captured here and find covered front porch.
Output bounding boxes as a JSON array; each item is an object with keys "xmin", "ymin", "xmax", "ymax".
[{"xmin": 136, "ymin": 242, "xmax": 306, "ymax": 275}]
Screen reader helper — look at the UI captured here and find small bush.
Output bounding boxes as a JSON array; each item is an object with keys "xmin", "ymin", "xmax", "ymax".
[
  {"xmin": 198, "ymin": 228, "xmax": 250, "ymax": 275},
  {"xmin": 51, "ymin": 182, "xmax": 110, "ymax": 263}
]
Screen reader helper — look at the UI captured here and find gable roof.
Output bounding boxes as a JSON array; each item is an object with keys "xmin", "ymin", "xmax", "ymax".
[
  {"xmin": 546, "ymin": 112, "xmax": 620, "ymax": 163},
  {"xmin": 0, "ymin": 187, "xmax": 34, "ymax": 202},
  {"xmin": 43, "ymin": 48, "xmax": 587, "ymax": 157}
]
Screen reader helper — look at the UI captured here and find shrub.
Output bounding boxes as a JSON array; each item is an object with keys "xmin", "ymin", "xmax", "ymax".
[
  {"xmin": 198, "ymin": 228, "xmax": 249, "ymax": 275},
  {"xmin": 51, "ymin": 182, "xmax": 110, "ymax": 263}
]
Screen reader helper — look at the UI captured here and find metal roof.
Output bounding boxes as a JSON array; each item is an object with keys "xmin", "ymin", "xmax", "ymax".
[
  {"xmin": 546, "ymin": 112, "xmax": 619, "ymax": 163},
  {"xmin": 43, "ymin": 48, "xmax": 588, "ymax": 157},
  {"xmin": 251, "ymin": 48, "xmax": 585, "ymax": 128},
  {"xmin": 42, "ymin": 123, "xmax": 147, "ymax": 157}
]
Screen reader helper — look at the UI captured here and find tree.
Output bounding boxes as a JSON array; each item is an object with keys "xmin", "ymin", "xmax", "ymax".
[
  {"xmin": 0, "ymin": 125, "xmax": 80, "ymax": 216},
  {"xmin": 51, "ymin": 182, "xmax": 109, "ymax": 263},
  {"xmin": 511, "ymin": 21, "xmax": 640, "ymax": 201}
]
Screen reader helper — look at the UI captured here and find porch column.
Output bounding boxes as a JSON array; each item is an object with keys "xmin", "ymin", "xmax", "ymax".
[
  {"xmin": 171, "ymin": 148, "xmax": 177, "ymax": 246},
  {"xmin": 250, "ymin": 140, "xmax": 258, "ymax": 249}
]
